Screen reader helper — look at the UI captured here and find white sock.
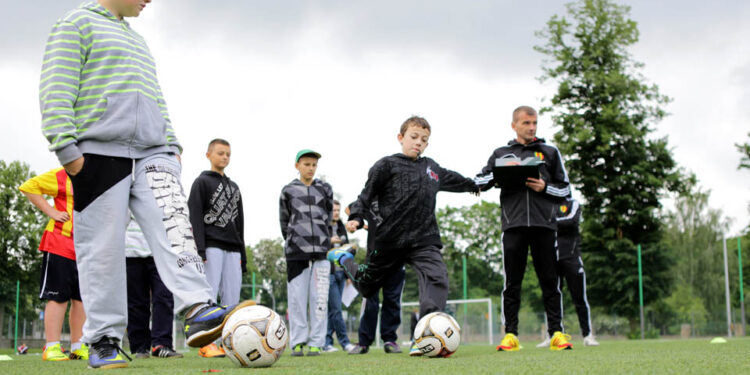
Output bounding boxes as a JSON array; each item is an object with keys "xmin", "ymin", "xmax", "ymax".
[
  {"xmin": 71, "ymin": 342, "xmax": 82, "ymax": 351},
  {"xmin": 46, "ymin": 341, "xmax": 60, "ymax": 348}
]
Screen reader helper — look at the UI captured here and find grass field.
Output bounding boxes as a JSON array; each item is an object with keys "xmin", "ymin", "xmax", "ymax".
[{"xmin": 1, "ymin": 338, "xmax": 749, "ymax": 374}]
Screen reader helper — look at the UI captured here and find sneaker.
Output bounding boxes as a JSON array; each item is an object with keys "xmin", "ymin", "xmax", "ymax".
[
  {"xmin": 291, "ymin": 344, "xmax": 304, "ymax": 357},
  {"xmin": 550, "ymin": 331, "xmax": 573, "ymax": 351},
  {"xmin": 409, "ymin": 342, "xmax": 422, "ymax": 357},
  {"xmin": 88, "ymin": 337, "xmax": 131, "ymax": 369},
  {"xmin": 348, "ymin": 344, "xmax": 369, "ymax": 354},
  {"xmin": 343, "ymin": 343, "xmax": 356, "ymax": 352},
  {"xmin": 198, "ymin": 343, "xmax": 226, "ymax": 358},
  {"xmin": 327, "ymin": 247, "xmax": 353, "ymax": 267},
  {"xmin": 496, "ymin": 333, "xmax": 521, "ymax": 351},
  {"xmin": 307, "ymin": 346, "xmax": 322, "ymax": 356},
  {"xmin": 152, "ymin": 345, "xmax": 183, "ymax": 358},
  {"xmin": 583, "ymin": 334, "xmax": 600, "ymax": 346},
  {"xmin": 184, "ymin": 300, "xmax": 256, "ymax": 348},
  {"xmin": 322, "ymin": 345, "xmax": 338, "ymax": 353},
  {"xmin": 384, "ymin": 341, "xmax": 402, "ymax": 354},
  {"xmin": 69, "ymin": 344, "xmax": 89, "ymax": 360},
  {"xmin": 134, "ymin": 351, "xmax": 150, "ymax": 359},
  {"xmin": 42, "ymin": 343, "xmax": 70, "ymax": 361},
  {"xmin": 536, "ymin": 336, "xmax": 551, "ymax": 348}
]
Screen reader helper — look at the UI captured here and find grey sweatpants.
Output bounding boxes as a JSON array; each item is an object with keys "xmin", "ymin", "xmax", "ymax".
[
  {"xmin": 71, "ymin": 153, "xmax": 213, "ymax": 344},
  {"xmin": 287, "ymin": 260, "xmax": 329, "ymax": 348},
  {"xmin": 205, "ymin": 247, "xmax": 241, "ymax": 305}
]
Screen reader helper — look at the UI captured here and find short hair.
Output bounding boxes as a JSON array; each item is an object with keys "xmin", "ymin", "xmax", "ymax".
[
  {"xmin": 512, "ymin": 106, "xmax": 537, "ymax": 123},
  {"xmin": 333, "ymin": 199, "xmax": 340, "ymax": 206},
  {"xmin": 207, "ymin": 138, "xmax": 230, "ymax": 152},
  {"xmin": 399, "ymin": 116, "xmax": 431, "ymax": 135}
]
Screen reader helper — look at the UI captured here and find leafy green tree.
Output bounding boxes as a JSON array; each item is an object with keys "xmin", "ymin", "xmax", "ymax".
[
  {"xmin": 737, "ymin": 133, "xmax": 750, "ymax": 171},
  {"xmin": 247, "ymin": 238, "xmax": 287, "ymax": 313},
  {"xmin": 0, "ymin": 161, "xmax": 45, "ymax": 328},
  {"xmin": 535, "ymin": 0, "xmax": 682, "ymax": 328}
]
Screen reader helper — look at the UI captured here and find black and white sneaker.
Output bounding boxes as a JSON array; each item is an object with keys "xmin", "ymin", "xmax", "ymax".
[
  {"xmin": 184, "ymin": 300, "xmax": 256, "ymax": 347},
  {"xmin": 151, "ymin": 345, "xmax": 183, "ymax": 358}
]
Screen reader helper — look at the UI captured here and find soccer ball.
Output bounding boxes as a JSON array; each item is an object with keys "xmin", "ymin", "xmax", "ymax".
[
  {"xmin": 413, "ymin": 312, "xmax": 461, "ymax": 357},
  {"xmin": 220, "ymin": 305, "xmax": 288, "ymax": 367}
]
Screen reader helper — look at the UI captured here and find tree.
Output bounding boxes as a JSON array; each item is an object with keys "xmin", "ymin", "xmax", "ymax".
[
  {"xmin": 248, "ymin": 239, "xmax": 287, "ymax": 312},
  {"xmin": 535, "ymin": 0, "xmax": 682, "ymax": 328},
  {"xmin": 0, "ymin": 161, "xmax": 45, "ymax": 326},
  {"xmin": 737, "ymin": 132, "xmax": 750, "ymax": 171}
]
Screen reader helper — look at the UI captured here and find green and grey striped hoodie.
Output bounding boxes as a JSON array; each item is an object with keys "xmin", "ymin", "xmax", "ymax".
[{"xmin": 40, "ymin": 1, "xmax": 180, "ymax": 165}]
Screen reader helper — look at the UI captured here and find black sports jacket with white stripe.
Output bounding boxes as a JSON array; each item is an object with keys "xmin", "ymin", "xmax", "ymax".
[
  {"xmin": 556, "ymin": 197, "xmax": 582, "ymax": 260},
  {"xmin": 475, "ymin": 138, "xmax": 570, "ymax": 231}
]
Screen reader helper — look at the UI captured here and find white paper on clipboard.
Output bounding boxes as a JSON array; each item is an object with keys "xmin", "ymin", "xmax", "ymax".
[{"xmin": 341, "ymin": 282, "xmax": 359, "ymax": 307}]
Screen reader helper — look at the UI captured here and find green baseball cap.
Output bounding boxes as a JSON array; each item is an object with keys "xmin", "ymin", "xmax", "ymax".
[{"xmin": 295, "ymin": 149, "xmax": 322, "ymax": 162}]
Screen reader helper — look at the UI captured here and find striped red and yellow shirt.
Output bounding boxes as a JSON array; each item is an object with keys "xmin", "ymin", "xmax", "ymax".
[{"xmin": 19, "ymin": 167, "xmax": 75, "ymax": 260}]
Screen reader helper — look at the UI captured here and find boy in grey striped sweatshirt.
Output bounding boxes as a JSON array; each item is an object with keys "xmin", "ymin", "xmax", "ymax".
[{"xmin": 39, "ymin": 0, "xmax": 253, "ymax": 369}]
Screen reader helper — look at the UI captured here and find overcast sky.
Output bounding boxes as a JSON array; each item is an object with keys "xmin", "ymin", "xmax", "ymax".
[{"xmin": 1, "ymin": 0, "xmax": 748, "ymax": 246}]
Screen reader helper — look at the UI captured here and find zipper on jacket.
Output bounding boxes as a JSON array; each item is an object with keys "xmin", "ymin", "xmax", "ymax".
[
  {"xmin": 526, "ymin": 190, "xmax": 530, "ymax": 226},
  {"xmin": 308, "ymin": 184, "xmax": 315, "ymax": 253}
]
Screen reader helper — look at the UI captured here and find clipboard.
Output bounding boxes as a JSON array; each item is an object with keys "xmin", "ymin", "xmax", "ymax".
[{"xmin": 492, "ymin": 156, "xmax": 543, "ymax": 189}]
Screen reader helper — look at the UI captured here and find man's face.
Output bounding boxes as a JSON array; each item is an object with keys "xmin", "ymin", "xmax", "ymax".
[
  {"xmin": 512, "ymin": 112, "xmax": 538, "ymax": 145},
  {"xmin": 332, "ymin": 204, "xmax": 341, "ymax": 221},
  {"xmin": 118, "ymin": 0, "xmax": 150, "ymax": 18},
  {"xmin": 295, "ymin": 156, "xmax": 318, "ymax": 181},
  {"xmin": 207, "ymin": 144, "xmax": 231, "ymax": 171},
  {"xmin": 398, "ymin": 125, "xmax": 430, "ymax": 159}
]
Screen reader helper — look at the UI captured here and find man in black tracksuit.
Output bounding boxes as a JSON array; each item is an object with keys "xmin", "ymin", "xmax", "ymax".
[
  {"xmin": 475, "ymin": 106, "xmax": 571, "ymax": 350},
  {"xmin": 328, "ymin": 116, "xmax": 478, "ymax": 323}
]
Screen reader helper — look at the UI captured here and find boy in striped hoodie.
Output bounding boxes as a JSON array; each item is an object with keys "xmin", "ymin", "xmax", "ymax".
[{"xmin": 39, "ymin": 0, "xmax": 253, "ymax": 369}]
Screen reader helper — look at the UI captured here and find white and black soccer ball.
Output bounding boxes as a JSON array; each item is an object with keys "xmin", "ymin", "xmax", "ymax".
[
  {"xmin": 220, "ymin": 305, "xmax": 288, "ymax": 367},
  {"xmin": 413, "ymin": 312, "xmax": 461, "ymax": 357}
]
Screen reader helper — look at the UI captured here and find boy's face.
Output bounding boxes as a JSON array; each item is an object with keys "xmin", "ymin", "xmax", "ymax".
[
  {"xmin": 207, "ymin": 144, "xmax": 231, "ymax": 171},
  {"xmin": 112, "ymin": 0, "xmax": 151, "ymax": 18},
  {"xmin": 398, "ymin": 125, "xmax": 430, "ymax": 159},
  {"xmin": 295, "ymin": 156, "xmax": 318, "ymax": 181},
  {"xmin": 333, "ymin": 204, "xmax": 341, "ymax": 221}
]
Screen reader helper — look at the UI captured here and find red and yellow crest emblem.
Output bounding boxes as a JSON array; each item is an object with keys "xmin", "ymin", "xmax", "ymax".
[
  {"xmin": 534, "ymin": 152, "xmax": 544, "ymax": 161},
  {"xmin": 559, "ymin": 205, "xmax": 568, "ymax": 214}
]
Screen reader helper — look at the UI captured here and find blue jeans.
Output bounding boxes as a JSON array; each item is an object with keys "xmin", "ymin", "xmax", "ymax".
[
  {"xmin": 325, "ymin": 270, "xmax": 351, "ymax": 348},
  {"xmin": 358, "ymin": 267, "xmax": 406, "ymax": 346}
]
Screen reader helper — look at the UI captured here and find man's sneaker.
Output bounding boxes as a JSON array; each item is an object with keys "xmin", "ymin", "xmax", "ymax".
[
  {"xmin": 198, "ymin": 343, "xmax": 225, "ymax": 358},
  {"xmin": 291, "ymin": 344, "xmax": 304, "ymax": 357},
  {"xmin": 496, "ymin": 333, "xmax": 521, "ymax": 351},
  {"xmin": 152, "ymin": 345, "xmax": 183, "ymax": 358},
  {"xmin": 322, "ymin": 345, "xmax": 338, "ymax": 353},
  {"xmin": 307, "ymin": 346, "xmax": 322, "ymax": 356},
  {"xmin": 184, "ymin": 300, "xmax": 255, "ymax": 348},
  {"xmin": 327, "ymin": 247, "xmax": 353, "ymax": 267},
  {"xmin": 409, "ymin": 342, "xmax": 422, "ymax": 357},
  {"xmin": 343, "ymin": 343, "xmax": 356, "ymax": 352},
  {"xmin": 69, "ymin": 344, "xmax": 89, "ymax": 360},
  {"xmin": 88, "ymin": 337, "xmax": 131, "ymax": 369},
  {"xmin": 583, "ymin": 334, "xmax": 600, "ymax": 346},
  {"xmin": 536, "ymin": 335, "xmax": 551, "ymax": 348},
  {"xmin": 384, "ymin": 341, "xmax": 402, "ymax": 353},
  {"xmin": 550, "ymin": 331, "xmax": 573, "ymax": 351},
  {"xmin": 134, "ymin": 351, "xmax": 150, "ymax": 359},
  {"xmin": 42, "ymin": 343, "xmax": 70, "ymax": 361},
  {"xmin": 348, "ymin": 344, "xmax": 369, "ymax": 354}
]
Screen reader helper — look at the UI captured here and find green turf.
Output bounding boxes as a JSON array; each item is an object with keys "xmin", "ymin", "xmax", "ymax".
[{"xmin": 1, "ymin": 338, "xmax": 749, "ymax": 374}]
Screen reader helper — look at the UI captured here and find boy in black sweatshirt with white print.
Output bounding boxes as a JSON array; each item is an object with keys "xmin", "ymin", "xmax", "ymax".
[{"xmin": 188, "ymin": 139, "xmax": 246, "ymax": 358}]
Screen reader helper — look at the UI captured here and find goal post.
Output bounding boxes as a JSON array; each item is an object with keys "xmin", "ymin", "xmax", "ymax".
[{"xmin": 400, "ymin": 298, "xmax": 494, "ymax": 346}]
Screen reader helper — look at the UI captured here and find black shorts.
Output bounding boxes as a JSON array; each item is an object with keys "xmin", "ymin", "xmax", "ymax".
[{"xmin": 39, "ymin": 251, "xmax": 81, "ymax": 302}]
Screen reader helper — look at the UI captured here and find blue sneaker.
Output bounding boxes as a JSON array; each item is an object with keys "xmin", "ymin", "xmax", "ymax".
[
  {"xmin": 88, "ymin": 337, "xmax": 131, "ymax": 369},
  {"xmin": 184, "ymin": 300, "xmax": 256, "ymax": 348},
  {"xmin": 327, "ymin": 246, "xmax": 354, "ymax": 267}
]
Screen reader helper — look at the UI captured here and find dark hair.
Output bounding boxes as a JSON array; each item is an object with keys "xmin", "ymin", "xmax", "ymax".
[
  {"xmin": 512, "ymin": 106, "xmax": 537, "ymax": 123},
  {"xmin": 333, "ymin": 200, "xmax": 340, "ymax": 206},
  {"xmin": 207, "ymin": 138, "xmax": 230, "ymax": 152},
  {"xmin": 399, "ymin": 116, "xmax": 431, "ymax": 135}
]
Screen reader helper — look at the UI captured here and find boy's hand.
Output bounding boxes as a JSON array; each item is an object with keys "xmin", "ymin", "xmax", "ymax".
[
  {"xmin": 346, "ymin": 220, "xmax": 360, "ymax": 233},
  {"xmin": 526, "ymin": 177, "xmax": 546, "ymax": 192},
  {"xmin": 64, "ymin": 157, "xmax": 84, "ymax": 176},
  {"xmin": 331, "ymin": 235, "xmax": 341, "ymax": 244},
  {"xmin": 50, "ymin": 210, "xmax": 70, "ymax": 223}
]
